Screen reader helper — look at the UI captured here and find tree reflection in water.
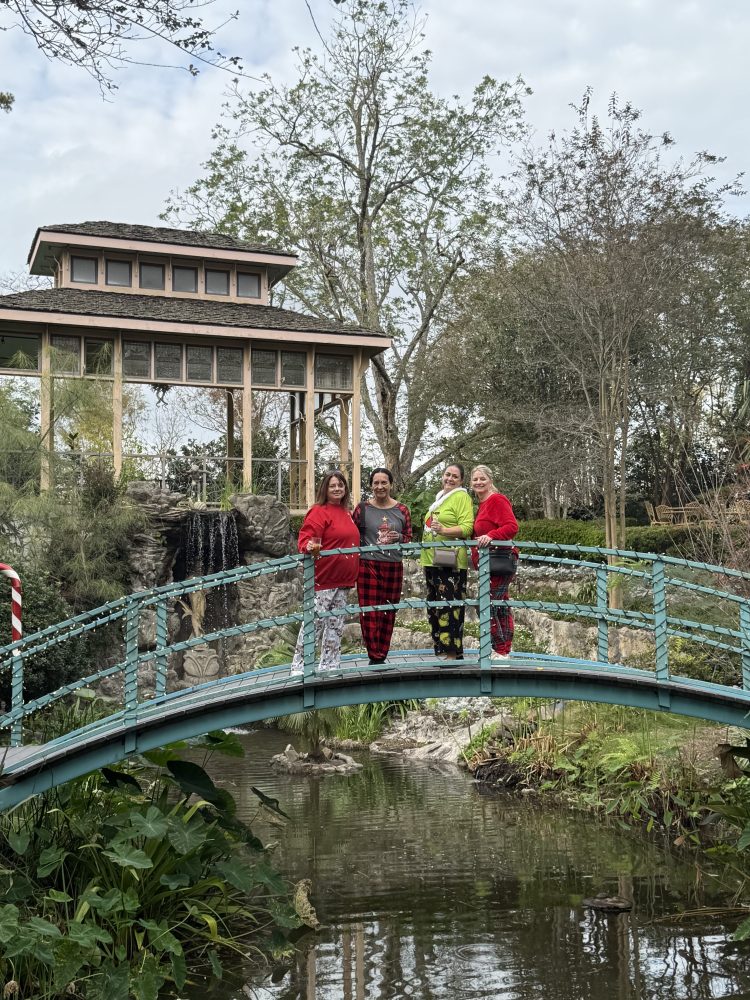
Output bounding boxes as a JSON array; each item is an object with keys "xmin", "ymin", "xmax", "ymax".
[{"xmin": 200, "ymin": 729, "xmax": 750, "ymax": 1000}]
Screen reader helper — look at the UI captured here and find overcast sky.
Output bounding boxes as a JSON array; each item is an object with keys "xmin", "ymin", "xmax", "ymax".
[{"xmin": 1, "ymin": 0, "xmax": 749, "ymax": 279}]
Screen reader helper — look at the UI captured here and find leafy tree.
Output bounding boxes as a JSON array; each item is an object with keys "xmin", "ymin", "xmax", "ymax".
[
  {"xmin": 163, "ymin": 0, "xmax": 528, "ymax": 490},
  {"xmin": 482, "ymin": 92, "xmax": 737, "ymax": 549},
  {"xmin": 1, "ymin": 0, "xmax": 243, "ymax": 102}
]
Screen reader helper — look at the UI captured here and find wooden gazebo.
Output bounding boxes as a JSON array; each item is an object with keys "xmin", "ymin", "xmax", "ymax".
[{"xmin": 0, "ymin": 222, "xmax": 391, "ymax": 511}]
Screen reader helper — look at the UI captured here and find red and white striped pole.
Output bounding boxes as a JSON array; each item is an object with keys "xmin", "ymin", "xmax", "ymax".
[
  {"xmin": 0, "ymin": 563, "xmax": 23, "ymax": 746},
  {"xmin": 0, "ymin": 563, "xmax": 22, "ymax": 644}
]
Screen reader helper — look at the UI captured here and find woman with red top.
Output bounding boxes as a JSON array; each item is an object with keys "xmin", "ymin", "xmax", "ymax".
[
  {"xmin": 291, "ymin": 470, "xmax": 360, "ymax": 675},
  {"xmin": 470, "ymin": 465, "xmax": 519, "ymax": 657}
]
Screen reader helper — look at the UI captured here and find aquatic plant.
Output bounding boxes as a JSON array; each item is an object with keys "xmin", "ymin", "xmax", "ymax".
[{"xmin": 0, "ymin": 733, "xmax": 300, "ymax": 998}]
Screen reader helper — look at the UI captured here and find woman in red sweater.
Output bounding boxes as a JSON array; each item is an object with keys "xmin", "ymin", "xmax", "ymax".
[
  {"xmin": 291, "ymin": 470, "xmax": 360, "ymax": 674},
  {"xmin": 470, "ymin": 465, "xmax": 519, "ymax": 657}
]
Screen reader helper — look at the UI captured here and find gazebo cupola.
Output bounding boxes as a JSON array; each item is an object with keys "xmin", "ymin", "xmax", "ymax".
[{"xmin": 0, "ymin": 222, "xmax": 391, "ymax": 510}]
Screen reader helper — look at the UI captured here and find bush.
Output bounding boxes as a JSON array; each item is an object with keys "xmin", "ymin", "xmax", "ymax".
[
  {"xmin": 516, "ymin": 519, "xmax": 696, "ymax": 556},
  {"xmin": 0, "ymin": 570, "xmax": 92, "ymax": 708}
]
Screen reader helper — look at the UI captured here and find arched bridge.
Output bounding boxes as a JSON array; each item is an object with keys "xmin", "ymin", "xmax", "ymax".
[{"xmin": 1, "ymin": 542, "xmax": 750, "ymax": 810}]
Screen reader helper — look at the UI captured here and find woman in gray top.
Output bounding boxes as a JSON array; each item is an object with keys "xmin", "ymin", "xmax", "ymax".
[{"xmin": 352, "ymin": 468, "xmax": 412, "ymax": 664}]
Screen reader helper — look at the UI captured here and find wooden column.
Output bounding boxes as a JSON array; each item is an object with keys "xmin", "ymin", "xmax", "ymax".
[
  {"xmin": 289, "ymin": 393, "xmax": 300, "ymax": 509},
  {"xmin": 242, "ymin": 344, "xmax": 252, "ymax": 492},
  {"xmin": 339, "ymin": 395, "xmax": 350, "ymax": 467},
  {"xmin": 225, "ymin": 389, "xmax": 235, "ymax": 483},
  {"xmin": 351, "ymin": 349, "xmax": 363, "ymax": 505},
  {"xmin": 112, "ymin": 333, "xmax": 123, "ymax": 480},
  {"xmin": 39, "ymin": 328, "xmax": 53, "ymax": 491},
  {"xmin": 305, "ymin": 349, "xmax": 316, "ymax": 507}
]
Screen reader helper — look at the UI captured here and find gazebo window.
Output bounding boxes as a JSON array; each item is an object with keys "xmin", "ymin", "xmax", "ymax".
[
  {"xmin": 186, "ymin": 345, "xmax": 213, "ymax": 382},
  {"xmin": 315, "ymin": 354, "xmax": 352, "ymax": 391},
  {"xmin": 85, "ymin": 339, "xmax": 113, "ymax": 375},
  {"xmin": 105, "ymin": 260, "xmax": 132, "ymax": 287},
  {"xmin": 0, "ymin": 332, "xmax": 39, "ymax": 370},
  {"xmin": 205, "ymin": 269, "xmax": 230, "ymax": 296},
  {"xmin": 281, "ymin": 351, "xmax": 306, "ymax": 387},
  {"xmin": 251, "ymin": 349, "xmax": 277, "ymax": 385},
  {"xmin": 216, "ymin": 347, "xmax": 243, "ymax": 385},
  {"xmin": 139, "ymin": 262, "xmax": 165, "ymax": 290},
  {"xmin": 173, "ymin": 266, "xmax": 198, "ymax": 293},
  {"xmin": 70, "ymin": 257, "xmax": 97, "ymax": 284},
  {"xmin": 237, "ymin": 272, "xmax": 261, "ymax": 298},
  {"xmin": 51, "ymin": 334, "xmax": 80, "ymax": 374},
  {"xmin": 123, "ymin": 341, "xmax": 151, "ymax": 379},
  {"xmin": 154, "ymin": 343, "xmax": 182, "ymax": 381}
]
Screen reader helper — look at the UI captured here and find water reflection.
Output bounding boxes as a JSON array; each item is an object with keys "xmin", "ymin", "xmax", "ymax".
[{"xmin": 201, "ymin": 729, "xmax": 750, "ymax": 1000}]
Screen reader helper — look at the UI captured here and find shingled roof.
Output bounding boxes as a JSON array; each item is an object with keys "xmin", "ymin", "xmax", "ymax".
[
  {"xmin": 0, "ymin": 287, "xmax": 381, "ymax": 339},
  {"xmin": 30, "ymin": 222, "xmax": 295, "ymax": 261}
]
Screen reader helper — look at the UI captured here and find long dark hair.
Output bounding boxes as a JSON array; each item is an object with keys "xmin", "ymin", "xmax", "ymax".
[{"xmin": 314, "ymin": 470, "xmax": 351, "ymax": 509}]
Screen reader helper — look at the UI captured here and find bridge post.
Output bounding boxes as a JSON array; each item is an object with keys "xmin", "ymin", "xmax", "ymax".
[
  {"xmin": 741, "ymin": 602, "xmax": 750, "ymax": 691},
  {"xmin": 10, "ymin": 651, "xmax": 23, "ymax": 747},
  {"xmin": 478, "ymin": 546, "xmax": 492, "ymax": 692},
  {"xmin": 596, "ymin": 567, "xmax": 608, "ymax": 662},
  {"xmin": 123, "ymin": 604, "xmax": 139, "ymax": 717},
  {"xmin": 652, "ymin": 558, "xmax": 669, "ymax": 683},
  {"xmin": 302, "ymin": 555, "xmax": 316, "ymax": 704},
  {"xmin": 154, "ymin": 599, "xmax": 168, "ymax": 698}
]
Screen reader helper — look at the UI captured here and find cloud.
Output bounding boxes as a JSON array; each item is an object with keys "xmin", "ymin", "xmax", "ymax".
[{"xmin": 1, "ymin": 0, "xmax": 748, "ymax": 278}]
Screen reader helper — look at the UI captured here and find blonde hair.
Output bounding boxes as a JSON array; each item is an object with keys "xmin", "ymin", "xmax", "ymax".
[{"xmin": 470, "ymin": 464, "xmax": 495, "ymax": 483}]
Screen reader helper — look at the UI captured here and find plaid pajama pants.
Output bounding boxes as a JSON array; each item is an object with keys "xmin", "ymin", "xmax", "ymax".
[
  {"xmin": 490, "ymin": 573, "xmax": 514, "ymax": 655},
  {"xmin": 357, "ymin": 559, "xmax": 404, "ymax": 661}
]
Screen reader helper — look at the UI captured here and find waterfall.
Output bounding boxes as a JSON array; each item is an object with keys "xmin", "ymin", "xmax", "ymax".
[{"xmin": 181, "ymin": 511, "xmax": 240, "ymax": 631}]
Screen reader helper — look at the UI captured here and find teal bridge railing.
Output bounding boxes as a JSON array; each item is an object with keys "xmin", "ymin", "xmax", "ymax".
[{"xmin": 1, "ymin": 541, "xmax": 750, "ymax": 810}]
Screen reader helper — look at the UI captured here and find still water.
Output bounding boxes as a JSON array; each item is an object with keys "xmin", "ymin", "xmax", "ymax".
[{"xmin": 203, "ymin": 728, "xmax": 750, "ymax": 1000}]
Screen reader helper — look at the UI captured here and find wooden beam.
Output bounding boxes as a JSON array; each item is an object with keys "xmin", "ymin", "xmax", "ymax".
[
  {"xmin": 112, "ymin": 333, "xmax": 123, "ymax": 480},
  {"xmin": 339, "ymin": 395, "xmax": 350, "ymax": 467},
  {"xmin": 305, "ymin": 350, "xmax": 315, "ymax": 507},
  {"xmin": 225, "ymin": 389, "xmax": 235, "ymax": 483},
  {"xmin": 242, "ymin": 344, "xmax": 252, "ymax": 492},
  {"xmin": 40, "ymin": 328, "xmax": 52, "ymax": 491},
  {"xmin": 351, "ymin": 349, "xmax": 362, "ymax": 504}
]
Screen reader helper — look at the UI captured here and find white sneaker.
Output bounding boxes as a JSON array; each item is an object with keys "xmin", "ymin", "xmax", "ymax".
[{"xmin": 290, "ymin": 665, "xmax": 304, "ymax": 677}]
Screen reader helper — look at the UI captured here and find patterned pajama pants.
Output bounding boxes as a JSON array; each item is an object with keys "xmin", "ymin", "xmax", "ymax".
[
  {"xmin": 357, "ymin": 559, "xmax": 404, "ymax": 661},
  {"xmin": 291, "ymin": 587, "xmax": 348, "ymax": 673},
  {"xmin": 424, "ymin": 567, "xmax": 467, "ymax": 657},
  {"xmin": 490, "ymin": 574, "xmax": 514, "ymax": 655}
]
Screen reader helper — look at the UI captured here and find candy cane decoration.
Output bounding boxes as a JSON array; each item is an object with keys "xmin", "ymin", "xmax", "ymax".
[{"xmin": 0, "ymin": 563, "xmax": 22, "ymax": 644}]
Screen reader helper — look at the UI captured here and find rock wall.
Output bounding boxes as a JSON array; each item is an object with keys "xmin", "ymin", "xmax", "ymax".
[{"xmin": 119, "ymin": 483, "xmax": 301, "ymax": 694}]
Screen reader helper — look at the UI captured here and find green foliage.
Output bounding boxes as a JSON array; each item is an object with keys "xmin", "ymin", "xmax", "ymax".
[
  {"xmin": 334, "ymin": 702, "xmax": 404, "ymax": 744},
  {"xmin": 516, "ymin": 518, "xmax": 697, "ymax": 555},
  {"xmin": 0, "ymin": 735, "xmax": 299, "ymax": 997},
  {"xmin": 0, "ymin": 571, "xmax": 93, "ymax": 706}
]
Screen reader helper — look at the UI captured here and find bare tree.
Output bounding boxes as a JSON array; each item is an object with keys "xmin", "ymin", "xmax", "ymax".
[
  {"xmin": 1, "ymin": 0, "xmax": 243, "ymax": 97},
  {"xmin": 502, "ymin": 92, "xmax": 736, "ymax": 550},
  {"xmin": 163, "ymin": 0, "xmax": 528, "ymax": 489}
]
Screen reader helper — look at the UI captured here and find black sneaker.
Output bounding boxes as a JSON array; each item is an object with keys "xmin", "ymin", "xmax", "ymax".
[{"xmin": 369, "ymin": 657, "xmax": 387, "ymax": 665}]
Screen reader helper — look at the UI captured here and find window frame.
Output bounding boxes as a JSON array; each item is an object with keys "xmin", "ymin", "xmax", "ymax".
[
  {"xmin": 70, "ymin": 256, "xmax": 98, "ymax": 284},
  {"xmin": 105, "ymin": 259, "xmax": 132, "ymax": 288},
  {"xmin": 139, "ymin": 261, "xmax": 165, "ymax": 290},
  {"xmin": 172, "ymin": 264, "xmax": 199, "ymax": 294},
  {"xmin": 237, "ymin": 271, "xmax": 262, "ymax": 299},
  {"xmin": 205, "ymin": 268, "xmax": 230, "ymax": 296}
]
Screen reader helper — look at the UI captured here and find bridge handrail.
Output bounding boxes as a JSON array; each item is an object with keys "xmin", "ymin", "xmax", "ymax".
[
  {"xmin": 2, "ymin": 541, "xmax": 750, "ymax": 744},
  {"xmin": 2, "ymin": 540, "xmax": 749, "ymax": 664}
]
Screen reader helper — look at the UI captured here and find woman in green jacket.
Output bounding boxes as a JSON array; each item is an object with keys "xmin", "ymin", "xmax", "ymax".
[{"xmin": 421, "ymin": 463, "xmax": 475, "ymax": 659}]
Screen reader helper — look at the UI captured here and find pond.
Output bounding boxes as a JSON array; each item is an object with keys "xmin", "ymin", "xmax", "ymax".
[{"xmin": 201, "ymin": 728, "xmax": 750, "ymax": 1000}]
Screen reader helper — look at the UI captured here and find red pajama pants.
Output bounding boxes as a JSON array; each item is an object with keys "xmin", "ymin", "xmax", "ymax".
[{"xmin": 357, "ymin": 559, "xmax": 404, "ymax": 661}]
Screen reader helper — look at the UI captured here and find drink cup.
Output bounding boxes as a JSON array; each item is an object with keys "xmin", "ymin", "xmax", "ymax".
[{"xmin": 310, "ymin": 537, "xmax": 322, "ymax": 556}]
